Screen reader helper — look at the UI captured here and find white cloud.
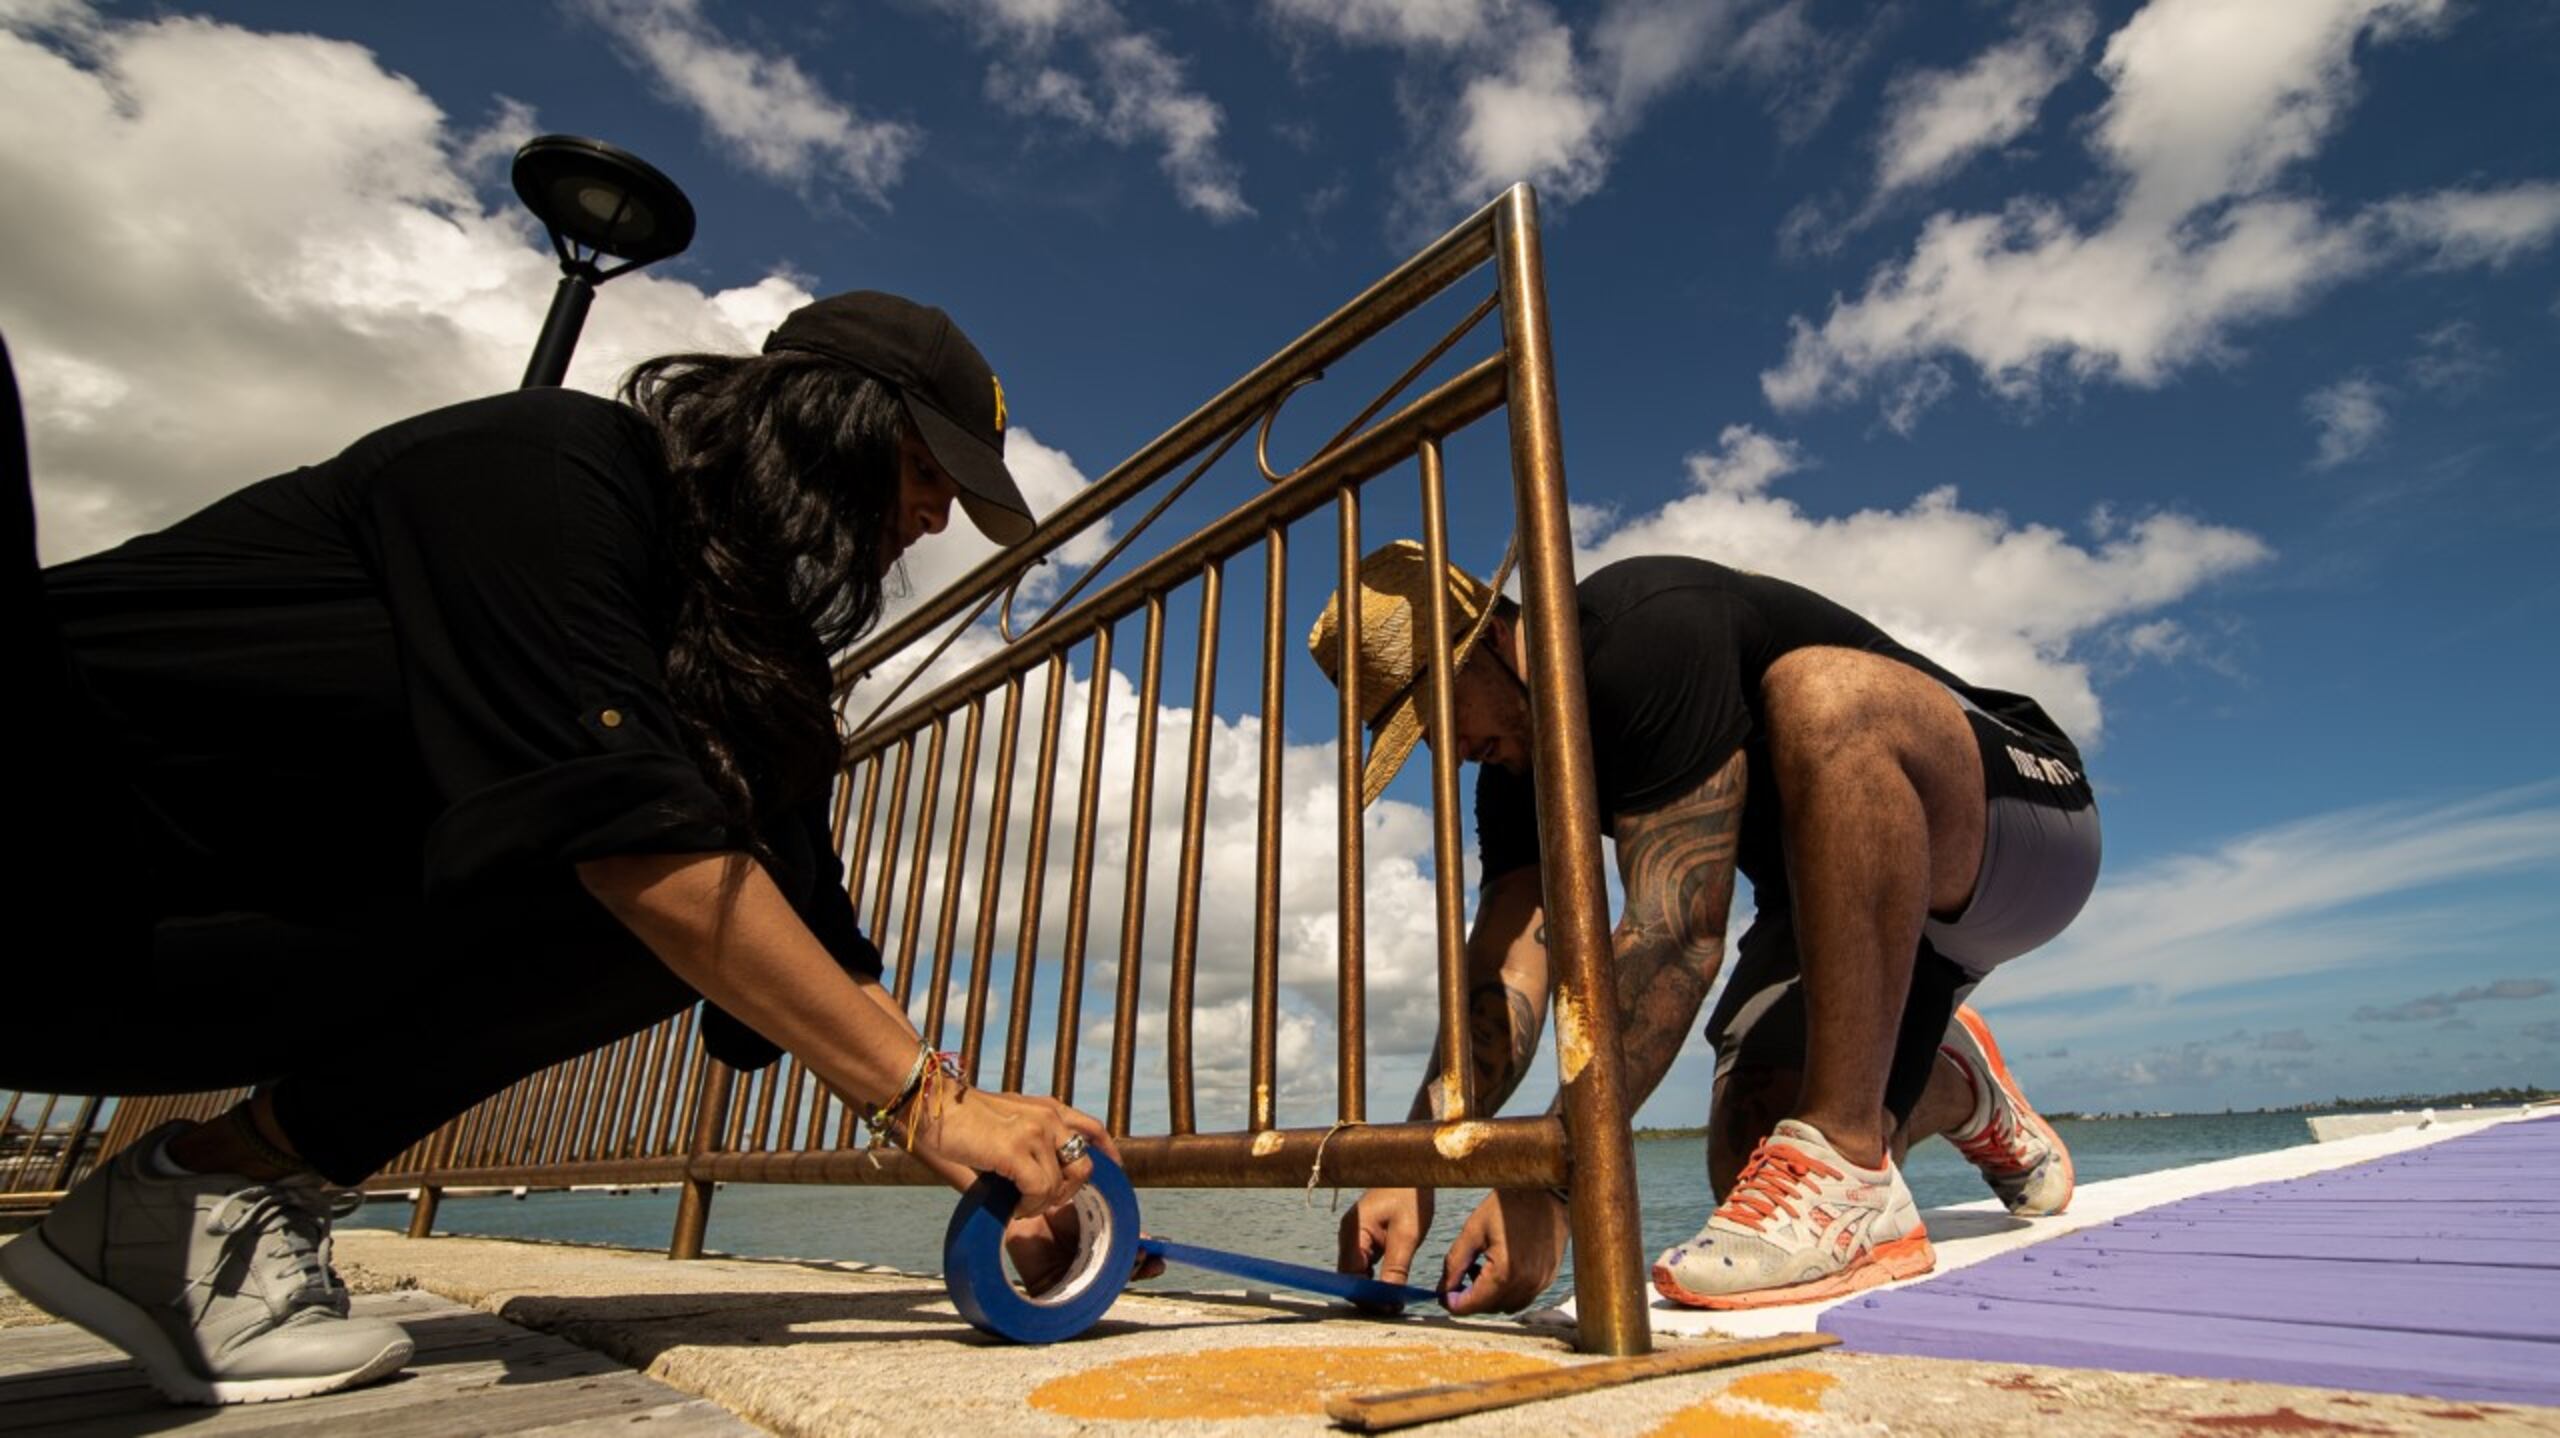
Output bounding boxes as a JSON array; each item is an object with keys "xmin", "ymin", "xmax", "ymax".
[
  {"xmin": 0, "ymin": 5, "xmax": 788, "ymax": 558},
  {"xmin": 1, "ymin": 5, "xmax": 1096, "ymax": 581},
  {"xmin": 1571, "ymin": 425, "xmax": 2272, "ymax": 742},
  {"xmin": 943, "ymin": 0, "xmax": 1251, "ymax": 221},
  {"xmin": 1451, "ymin": 21, "xmax": 1609, "ymax": 205},
  {"xmin": 2303, "ymin": 375, "xmax": 2389, "ymax": 469},
  {"xmin": 1763, "ymin": 0, "xmax": 2560, "ymax": 430},
  {"xmin": 1271, "ymin": 0, "xmax": 1859, "ymax": 227},
  {"xmin": 1873, "ymin": 3, "xmax": 2095, "ymax": 197},
  {"xmin": 2368, "ymin": 181, "xmax": 2560, "ymax": 270},
  {"xmin": 2406, "ymin": 319, "xmax": 2494, "ymax": 397},
  {"xmin": 572, "ymin": 0, "xmax": 920, "ymax": 203},
  {"xmin": 1996, "ymin": 781, "xmax": 2560, "ymax": 1014}
]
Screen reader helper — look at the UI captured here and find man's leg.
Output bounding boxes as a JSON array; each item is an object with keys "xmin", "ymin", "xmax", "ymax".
[
  {"xmin": 1653, "ymin": 649, "xmax": 1982, "ymax": 1310},
  {"xmin": 1762, "ymin": 647, "xmax": 1986, "ymax": 1169},
  {"xmin": 1928, "ymin": 1004, "xmax": 2076, "ymax": 1215}
]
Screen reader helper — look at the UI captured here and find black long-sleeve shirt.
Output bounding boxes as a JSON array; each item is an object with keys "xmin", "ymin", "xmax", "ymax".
[{"xmin": 45, "ymin": 387, "xmax": 877, "ymax": 1064}]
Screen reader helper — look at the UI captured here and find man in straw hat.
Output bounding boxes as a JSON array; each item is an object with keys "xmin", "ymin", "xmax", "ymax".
[{"xmin": 1312, "ymin": 542, "xmax": 2096, "ymax": 1313}]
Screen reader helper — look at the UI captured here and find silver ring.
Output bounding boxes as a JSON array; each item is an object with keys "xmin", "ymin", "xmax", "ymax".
[{"xmin": 1056, "ymin": 1133, "xmax": 1089, "ymax": 1166}]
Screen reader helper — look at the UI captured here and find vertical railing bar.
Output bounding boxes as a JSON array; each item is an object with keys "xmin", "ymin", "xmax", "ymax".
[
  {"xmin": 1106, "ymin": 595, "xmax": 1167, "ymax": 1134},
  {"xmin": 1003, "ymin": 654, "xmax": 1069, "ymax": 1093},
  {"xmin": 843, "ymin": 755, "xmax": 884, "ymax": 918},
  {"xmin": 43, "ymin": 1097, "xmax": 102, "ymax": 1192},
  {"xmin": 1250, "ymin": 522, "xmax": 1288, "ymax": 1133},
  {"xmin": 924, "ymin": 697, "xmax": 986, "ymax": 1048},
  {"xmin": 1495, "ymin": 185, "xmax": 1645, "ymax": 1356},
  {"xmin": 1416, "ymin": 437, "xmax": 1477, "ymax": 1121},
  {"xmin": 1052, "ymin": 623, "xmax": 1116, "ymax": 1103},
  {"xmin": 774, "ymin": 1054, "xmax": 807, "ymax": 1151},
  {"xmin": 723, "ymin": 1066, "xmax": 754, "ymax": 1152},
  {"xmin": 608, "ymin": 1027, "xmax": 651, "ymax": 1160},
  {"xmin": 655, "ymin": 1008, "xmax": 702, "ymax": 1155},
  {"xmin": 1335, "ymin": 487, "xmax": 1368, "ymax": 1123},
  {"xmin": 579, "ymin": 1037, "xmax": 628, "ymax": 1162},
  {"xmin": 537, "ymin": 1050, "xmax": 586, "ymax": 1166},
  {"xmin": 561, "ymin": 1043, "xmax": 603, "ymax": 1164},
  {"xmin": 893, "ymin": 717, "xmax": 951, "ymax": 1007},
  {"xmin": 962, "ymin": 674, "xmax": 1024, "ymax": 1079},
  {"xmin": 619, "ymin": 1018, "xmax": 668, "ymax": 1160},
  {"xmin": 867, "ymin": 738, "xmax": 917, "ymax": 943},
  {"xmin": 1165, "ymin": 561, "xmax": 1223, "ymax": 1135}
]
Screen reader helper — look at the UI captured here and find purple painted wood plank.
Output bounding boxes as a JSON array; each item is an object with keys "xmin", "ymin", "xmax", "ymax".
[
  {"xmin": 2058, "ymin": 1228, "xmax": 2560, "ymax": 1267},
  {"xmin": 1913, "ymin": 1253, "xmax": 2554, "ymax": 1340},
  {"xmin": 1821, "ymin": 1289, "xmax": 2560, "ymax": 1406},
  {"xmin": 1826, "ymin": 1117, "xmax": 2560, "ymax": 1402}
]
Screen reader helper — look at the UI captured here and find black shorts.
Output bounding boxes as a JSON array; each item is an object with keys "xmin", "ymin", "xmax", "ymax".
[{"xmin": 1701, "ymin": 693, "xmax": 2100, "ymax": 1120}]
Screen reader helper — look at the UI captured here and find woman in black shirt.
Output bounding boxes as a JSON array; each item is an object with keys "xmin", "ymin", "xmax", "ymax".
[{"xmin": 2, "ymin": 294, "xmax": 1116, "ymax": 1405}]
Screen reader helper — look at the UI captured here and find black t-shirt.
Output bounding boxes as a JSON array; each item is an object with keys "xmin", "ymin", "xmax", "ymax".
[
  {"xmin": 43, "ymin": 387, "xmax": 878, "ymax": 1064},
  {"xmin": 1475, "ymin": 555, "xmax": 2083, "ymax": 914}
]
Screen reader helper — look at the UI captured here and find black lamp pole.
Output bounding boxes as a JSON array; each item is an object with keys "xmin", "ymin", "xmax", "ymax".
[{"xmin": 512, "ymin": 135, "xmax": 697, "ymax": 389}]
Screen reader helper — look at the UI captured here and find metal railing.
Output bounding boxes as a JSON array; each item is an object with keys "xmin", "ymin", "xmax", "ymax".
[{"xmin": 31, "ymin": 185, "xmax": 1649, "ymax": 1354}]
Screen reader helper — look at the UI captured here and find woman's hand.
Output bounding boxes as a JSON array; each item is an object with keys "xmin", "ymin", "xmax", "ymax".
[{"xmin": 909, "ymin": 1086, "xmax": 1115, "ymax": 1219}]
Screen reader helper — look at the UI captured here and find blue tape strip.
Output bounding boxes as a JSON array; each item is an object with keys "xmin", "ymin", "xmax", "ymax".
[
  {"xmin": 942, "ymin": 1149, "xmax": 1445, "ymax": 1343},
  {"xmin": 941, "ymin": 1149, "xmax": 1142, "ymax": 1344},
  {"xmin": 1136, "ymin": 1237, "xmax": 1443, "ymax": 1312}
]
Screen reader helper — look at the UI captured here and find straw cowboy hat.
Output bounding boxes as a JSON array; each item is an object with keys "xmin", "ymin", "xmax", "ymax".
[{"xmin": 1308, "ymin": 538, "xmax": 1518, "ymax": 809}]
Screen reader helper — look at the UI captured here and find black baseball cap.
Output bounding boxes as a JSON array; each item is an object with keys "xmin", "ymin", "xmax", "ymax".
[{"xmin": 763, "ymin": 291, "xmax": 1035, "ymax": 546}]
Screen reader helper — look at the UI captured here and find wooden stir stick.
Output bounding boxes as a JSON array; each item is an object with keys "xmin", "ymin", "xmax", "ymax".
[{"xmin": 1324, "ymin": 1332, "xmax": 1841, "ymax": 1432}]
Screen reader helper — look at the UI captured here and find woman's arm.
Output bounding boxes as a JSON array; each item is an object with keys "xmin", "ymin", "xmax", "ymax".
[{"xmin": 577, "ymin": 849, "xmax": 1104, "ymax": 1210}]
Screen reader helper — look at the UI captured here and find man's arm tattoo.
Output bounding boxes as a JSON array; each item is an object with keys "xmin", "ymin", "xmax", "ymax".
[
  {"xmin": 1410, "ymin": 977, "xmax": 1545, "ymax": 1121},
  {"xmin": 1602, "ymin": 750, "xmax": 1746, "ymax": 1112}
]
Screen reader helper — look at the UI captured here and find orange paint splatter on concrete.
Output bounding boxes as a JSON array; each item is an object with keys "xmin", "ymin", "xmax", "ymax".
[
  {"xmin": 1028, "ymin": 1344, "xmax": 1553, "ymax": 1421},
  {"xmin": 1986, "ymin": 1371, "xmax": 2063, "ymax": 1394},
  {"xmin": 1642, "ymin": 1400, "xmax": 1794, "ymax": 1438},
  {"xmin": 1722, "ymin": 1368, "xmax": 1835, "ymax": 1412},
  {"xmin": 1642, "ymin": 1367, "xmax": 1833, "ymax": 1437},
  {"xmin": 2179, "ymin": 1408, "xmax": 2393, "ymax": 1435}
]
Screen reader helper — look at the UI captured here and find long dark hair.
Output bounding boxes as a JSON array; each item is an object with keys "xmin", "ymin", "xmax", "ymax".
[{"xmin": 620, "ymin": 351, "xmax": 905, "ymax": 842}]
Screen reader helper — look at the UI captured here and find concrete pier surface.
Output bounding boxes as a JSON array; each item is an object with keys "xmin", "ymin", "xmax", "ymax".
[{"xmin": 10, "ymin": 1227, "xmax": 2551, "ymax": 1436}]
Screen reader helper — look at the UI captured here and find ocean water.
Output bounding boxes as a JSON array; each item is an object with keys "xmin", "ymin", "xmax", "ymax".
[{"xmin": 344, "ymin": 1111, "xmax": 2324, "ymax": 1306}]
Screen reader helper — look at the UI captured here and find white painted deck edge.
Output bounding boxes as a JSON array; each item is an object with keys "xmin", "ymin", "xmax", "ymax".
[{"xmin": 1532, "ymin": 1107, "xmax": 2539, "ymax": 1340}]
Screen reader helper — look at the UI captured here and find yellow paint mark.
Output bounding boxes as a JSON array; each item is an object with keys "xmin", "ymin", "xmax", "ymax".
[
  {"xmin": 1644, "ymin": 1401, "xmax": 1793, "ymax": 1438},
  {"xmin": 1029, "ymin": 1344, "xmax": 1554, "ymax": 1421},
  {"xmin": 1724, "ymin": 1368, "xmax": 1835, "ymax": 1412},
  {"xmin": 1642, "ymin": 1367, "xmax": 1834, "ymax": 1437},
  {"xmin": 1250, "ymin": 1130, "xmax": 1285, "ymax": 1158},
  {"xmin": 1433, "ymin": 1121, "xmax": 1497, "ymax": 1159},
  {"xmin": 1556, "ymin": 989, "xmax": 1594, "ymax": 1082}
]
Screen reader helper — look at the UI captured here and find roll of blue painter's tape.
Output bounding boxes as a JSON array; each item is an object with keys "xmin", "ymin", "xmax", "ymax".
[{"xmin": 942, "ymin": 1149, "xmax": 1142, "ymax": 1344}]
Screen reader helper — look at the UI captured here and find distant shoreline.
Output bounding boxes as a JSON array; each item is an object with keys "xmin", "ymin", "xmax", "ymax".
[{"xmin": 1627, "ymin": 1086, "xmax": 2555, "ymax": 1141}]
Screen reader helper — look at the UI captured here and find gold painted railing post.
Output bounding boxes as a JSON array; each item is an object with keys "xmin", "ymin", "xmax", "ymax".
[
  {"xmin": 670, "ymin": 1056, "xmax": 734, "ymax": 1260},
  {"xmin": 406, "ymin": 1120, "xmax": 460, "ymax": 1239},
  {"xmin": 1494, "ymin": 184, "xmax": 1649, "ymax": 1357}
]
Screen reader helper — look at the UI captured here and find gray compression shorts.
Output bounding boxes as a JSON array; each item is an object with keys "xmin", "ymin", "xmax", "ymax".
[{"xmin": 1702, "ymin": 688, "xmax": 2100, "ymax": 1118}]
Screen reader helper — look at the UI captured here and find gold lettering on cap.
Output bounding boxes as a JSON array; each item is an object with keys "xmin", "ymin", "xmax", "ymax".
[{"xmin": 991, "ymin": 374, "xmax": 1007, "ymax": 434}]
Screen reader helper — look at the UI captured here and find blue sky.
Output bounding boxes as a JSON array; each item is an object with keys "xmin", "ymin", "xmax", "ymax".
[{"xmin": 4, "ymin": 0, "xmax": 2555, "ymax": 1126}]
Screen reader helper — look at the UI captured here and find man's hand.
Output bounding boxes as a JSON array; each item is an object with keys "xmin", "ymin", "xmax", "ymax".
[
  {"xmin": 1337, "ymin": 1187, "xmax": 1436, "ymax": 1299},
  {"xmin": 1440, "ymin": 1188, "xmax": 1568, "ymax": 1315}
]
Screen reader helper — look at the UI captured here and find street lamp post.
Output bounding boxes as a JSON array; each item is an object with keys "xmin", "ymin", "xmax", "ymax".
[{"xmin": 512, "ymin": 135, "xmax": 697, "ymax": 389}]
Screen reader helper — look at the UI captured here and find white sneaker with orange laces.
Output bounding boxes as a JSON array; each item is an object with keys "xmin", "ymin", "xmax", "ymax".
[
  {"xmin": 1940, "ymin": 1004, "xmax": 2075, "ymax": 1217},
  {"xmin": 1651, "ymin": 1119, "xmax": 1935, "ymax": 1310}
]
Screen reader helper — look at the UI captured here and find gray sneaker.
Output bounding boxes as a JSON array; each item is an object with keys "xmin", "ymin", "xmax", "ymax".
[{"xmin": 0, "ymin": 1120, "xmax": 412, "ymax": 1405}]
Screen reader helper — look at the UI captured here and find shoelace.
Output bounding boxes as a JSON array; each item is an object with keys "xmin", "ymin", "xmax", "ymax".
[
  {"xmin": 1950, "ymin": 1072, "xmax": 2041, "ymax": 1174},
  {"xmin": 1712, "ymin": 1143, "xmax": 1840, "ymax": 1233},
  {"xmin": 187, "ymin": 1183, "xmax": 364, "ymax": 1318}
]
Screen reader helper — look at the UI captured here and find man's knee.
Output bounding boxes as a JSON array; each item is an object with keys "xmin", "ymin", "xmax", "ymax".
[{"xmin": 1763, "ymin": 648, "xmax": 1960, "ymax": 765}]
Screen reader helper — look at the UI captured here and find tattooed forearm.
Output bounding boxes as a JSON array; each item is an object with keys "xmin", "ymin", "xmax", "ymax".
[
  {"xmin": 1409, "ymin": 979, "xmax": 1542, "ymax": 1120},
  {"xmin": 1603, "ymin": 750, "xmax": 1746, "ymax": 1111}
]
